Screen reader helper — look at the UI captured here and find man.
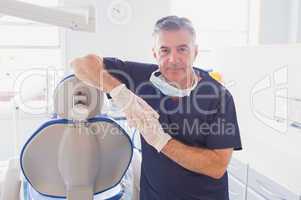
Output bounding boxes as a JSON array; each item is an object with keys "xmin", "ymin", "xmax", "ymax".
[{"xmin": 72, "ymin": 16, "xmax": 242, "ymax": 200}]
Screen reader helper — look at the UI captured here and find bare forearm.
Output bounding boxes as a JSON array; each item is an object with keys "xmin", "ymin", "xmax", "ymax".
[
  {"xmin": 161, "ymin": 139, "xmax": 232, "ymax": 179},
  {"xmin": 71, "ymin": 54, "xmax": 121, "ymax": 93}
]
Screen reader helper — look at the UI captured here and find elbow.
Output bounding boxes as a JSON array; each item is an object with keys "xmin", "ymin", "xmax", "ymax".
[
  {"xmin": 211, "ymin": 170, "xmax": 226, "ymax": 179},
  {"xmin": 208, "ymin": 167, "xmax": 227, "ymax": 179},
  {"xmin": 209, "ymin": 155, "xmax": 230, "ymax": 179}
]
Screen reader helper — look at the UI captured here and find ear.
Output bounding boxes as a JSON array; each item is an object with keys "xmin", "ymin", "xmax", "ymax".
[
  {"xmin": 193, "ymin": 45, "xmax": 198, "ymax": 61},
  {"xmin": 152, "ymin": 47, "xmax": 158, "ymax": 60}
]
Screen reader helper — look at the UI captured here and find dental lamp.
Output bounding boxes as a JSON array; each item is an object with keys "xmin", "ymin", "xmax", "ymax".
[{"xmin": 0, "ymin": 0, "xmax": 95, "ymax": 32}]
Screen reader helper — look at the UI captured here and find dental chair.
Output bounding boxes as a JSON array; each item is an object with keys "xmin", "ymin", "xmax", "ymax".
[{"xmin": 15, "ymin": 75, "xmax": 133, "ymax": 200}]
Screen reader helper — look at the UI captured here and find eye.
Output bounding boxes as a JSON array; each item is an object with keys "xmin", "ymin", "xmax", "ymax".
[
  {"xmin": 159, "ymin": 48, "xmax": 169, "ymax": 55},
  {"xmin": 178, "ymin": 46, "xmax": 189, "ymax": 53}
]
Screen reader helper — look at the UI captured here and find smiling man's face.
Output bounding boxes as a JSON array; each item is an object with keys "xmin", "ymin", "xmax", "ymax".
[{"xmin": 152, "ymin": 29, "xmax": 198, "ymax": 89}]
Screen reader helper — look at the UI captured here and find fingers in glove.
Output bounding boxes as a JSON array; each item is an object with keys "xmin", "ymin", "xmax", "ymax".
[
  {"xmin": 125, "ymin": 111, "xmax": 139, "ymax": 128},
  {"xmin": 136, "ymin": 97, "xmax": 159, "ymax": 119},
  {"xmin": 126, "ymin": 112, "xmax": 145, "ymax": 130},
  {"xmin": 118, "ymin": 95, "xmax": 136, "ymax": 112}
]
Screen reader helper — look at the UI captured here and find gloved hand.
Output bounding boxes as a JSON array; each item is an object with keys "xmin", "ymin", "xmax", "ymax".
[
  {"xmin": 109, "ymin": 84, "xmax": 159, "ymax": 128},
  {"xmin": 110, "ymin": 84, "xmax": 171, "ymax": 152},
  {"xmin": 136, "ymin": 117, "xmax": 172, "ymax": 152}
]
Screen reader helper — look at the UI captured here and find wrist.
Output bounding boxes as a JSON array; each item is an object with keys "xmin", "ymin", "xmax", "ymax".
[
  {"xmin": 98, "ymin": 70, "xmax": 122, "ymax": 93},
  {"xmin": 109, "ymin": 84, "xmax": 126, "ymax": 97},
  {"xmin": 153, "ymin": 131, "xmax": 172, "ymax": 152}
]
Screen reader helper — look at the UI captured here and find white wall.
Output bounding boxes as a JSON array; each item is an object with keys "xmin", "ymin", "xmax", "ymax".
[
  {"xmin": 0, "ymin": 105, "xmax": 49, "ymax": 161},
  {"xmin": 63, "ymin": 0, "xmax": 171, "ymax": 66},
  {"xmin": 257, "ymin": 0, "xmax": 301, "ymax": 44},
  {"xmin": 0, "ymin": 119, "xmax": 14, "ymax": 161},
  {"xmin": 259, "ymin": 0, "xmax": 290, "ymax": 44},
  {"xmin": 215, "ymin": 44, "xmax": 301, "ymax": 194}
]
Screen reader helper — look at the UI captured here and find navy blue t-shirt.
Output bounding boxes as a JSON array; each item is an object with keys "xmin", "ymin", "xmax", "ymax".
[{"xmin": 103, "ymin": 57, "xmax": 242, "ymax": 200}]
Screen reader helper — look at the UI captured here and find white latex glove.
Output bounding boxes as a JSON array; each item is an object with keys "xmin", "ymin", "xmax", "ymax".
[
  {"xmin": 109, "ymin": 84, "xmax": 159, "ymax": 128},
  {"xmin": 138, "ymin": 117, "xmax": 172, "ymax": 152}
]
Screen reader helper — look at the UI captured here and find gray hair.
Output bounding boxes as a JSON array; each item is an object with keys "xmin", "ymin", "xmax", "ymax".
[{"xmin": 153, "ymin": 15, "xmax": 196, "ymax": 42}]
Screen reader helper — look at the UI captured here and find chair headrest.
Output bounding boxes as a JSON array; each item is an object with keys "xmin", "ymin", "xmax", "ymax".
[{"xmin": 53, "ymin": 75, "xmax": 104, "ymax": 120}]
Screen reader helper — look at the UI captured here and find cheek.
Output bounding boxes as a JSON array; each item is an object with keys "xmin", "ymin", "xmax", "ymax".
[
  {"xmin": 158, "ymin": 55, "xmax": 166, "ymax": 63},
  {"xmin": 158, "ymin": 57, "xmax": 169, "ymax": 68}
]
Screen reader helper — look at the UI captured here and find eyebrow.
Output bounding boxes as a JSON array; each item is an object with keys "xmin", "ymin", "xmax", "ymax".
[
  {"xmin": 159, "ymin": 44, "xmax": 189, "ymax": 49},
  {"xmin": 159, "ymin": 46, "xmax": 169, "ymax": 49},
  {"xmin": 177, "ymin": 44, "xmax": 189, "ymax": 48}
]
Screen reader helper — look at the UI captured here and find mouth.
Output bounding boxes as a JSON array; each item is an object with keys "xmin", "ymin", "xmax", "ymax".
[{"xmin": 167, "ymin": 67, "xmax": 185, "ymax": 72}]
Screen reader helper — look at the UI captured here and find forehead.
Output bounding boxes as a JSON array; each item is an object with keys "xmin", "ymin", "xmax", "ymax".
[{"xmin": 154, "ymin": 29, "xmax": 194, "ymax": 47}]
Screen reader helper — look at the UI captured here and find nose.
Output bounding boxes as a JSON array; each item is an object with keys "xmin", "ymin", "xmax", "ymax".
[{"xmin": 168, "ymin": 50, "xmax": 179, "ymax": 64}]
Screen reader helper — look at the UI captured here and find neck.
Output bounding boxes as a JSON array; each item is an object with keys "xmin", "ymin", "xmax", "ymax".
[{"xmin": 169, "ymin": 72, "xmax": 197, "ymax": 89}]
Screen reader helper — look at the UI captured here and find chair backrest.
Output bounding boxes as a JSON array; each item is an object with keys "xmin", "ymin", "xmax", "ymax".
[{"xmin": 20, "ymin": 75, "xmax": 133, "ymax": 200}]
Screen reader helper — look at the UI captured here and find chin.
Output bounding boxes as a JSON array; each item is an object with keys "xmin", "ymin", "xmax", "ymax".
[
  {"xmin": 166, "ymin": 72, "xmax": 186, "ymax": 85},
  {"xmin": 168, "ymin": 68, "xmax": 186, "ymax": 77}
]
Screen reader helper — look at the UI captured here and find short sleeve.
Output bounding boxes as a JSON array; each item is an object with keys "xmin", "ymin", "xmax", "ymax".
[
  {"xmin": 205, "ymin": 91, "xmax": 242, "ymax": 150},
  {"xmin": 103, "ymin": 57, "xmax": 157, "ymax": 94}
]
